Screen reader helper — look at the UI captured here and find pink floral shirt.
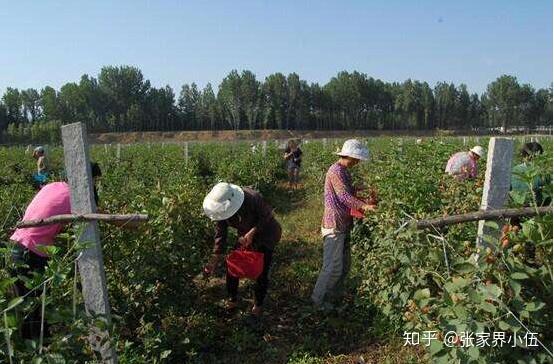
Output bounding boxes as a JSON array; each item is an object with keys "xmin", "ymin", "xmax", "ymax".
[
  {"xmin": 322, "ymin": 163, "xmax": 366, "ymax": 232},
  {"xmin": 445, "ymin": 152, "xmax": 478, "ymax": 180}
]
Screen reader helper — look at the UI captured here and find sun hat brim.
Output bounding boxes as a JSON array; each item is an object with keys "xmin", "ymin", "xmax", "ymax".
[
  {"xmin": 335, "ymin": 151, "xmax": 368, "ymax": 161},
  {"xmin": 203, "ymin": 183, "xmax": 245, "ymax": 221},
  {"xmin": 470, "ymin": 148, "xmax": 484, "ymax": 158}
]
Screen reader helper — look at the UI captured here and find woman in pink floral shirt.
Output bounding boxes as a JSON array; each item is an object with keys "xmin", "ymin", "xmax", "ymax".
[
  {"xmin": 312, "ymin": 139, "xmax": 376, "ymax": 309},
  {"xmin": 445, "ymin": 146, "xmax": 485, "ymax": 180}
]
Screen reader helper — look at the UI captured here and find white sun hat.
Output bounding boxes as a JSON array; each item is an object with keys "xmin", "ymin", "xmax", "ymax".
[
  {"xmin": 203, "ymin": 182, "xmax": 245, "ymax": 221},
  {"xmin": 34, "ymin": 146, "xmax": 45, "ymax": 154},
  {"xmin": 470, "ymin": 146, "xmax": 485, "ymax": 158},
  {"xmin": 336, "ymin": 139, "xmax": 369, "ymax": 161}
]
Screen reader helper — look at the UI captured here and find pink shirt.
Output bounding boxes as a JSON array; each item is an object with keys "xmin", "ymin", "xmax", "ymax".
[
  {"xmin": 322, "ymin": 163, "xmax": 366, "ymax": 232},
  {"xmin": 10, "ymin": 182, "xmax": 71, "ymax": 257},
  {"xmin": 445, "ymin": 151, "xmax": 478, "ymax": 180}
]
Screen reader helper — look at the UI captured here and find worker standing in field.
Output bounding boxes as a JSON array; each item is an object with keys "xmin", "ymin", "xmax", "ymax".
[
  {"xmin": 202, "ymin": 182, "xmax": 281, "ymax": 317},
  {"xmin": 283, "ymin": 139, "xmax": 303, "ymax": 189},
  {"xmin": 311, "ymin": 139, "xmax": 376, "ymax": 309},
  {"xmin": 32, "ymin": 146, "xmax": 49, "ymax": 188},
  {"xmin": 445, "ymin": 145, "xmax": 485, "ymax": 180},
  {"xmin": 8, "ymin": 162, "xmax": 103, "ymax": 339}
]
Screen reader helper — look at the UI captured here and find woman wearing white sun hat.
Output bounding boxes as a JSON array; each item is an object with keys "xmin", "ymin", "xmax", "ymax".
[
  {"xmin": 311, "ymin": 139, "xmax": 377, "ymax": 309},
  {"xmin": 202, "ymin": 182, "xmax": 281, "ymax": 317},
  {"xmin": 445, "ymin": 145, "xmax": 486, "ymax": 180}
]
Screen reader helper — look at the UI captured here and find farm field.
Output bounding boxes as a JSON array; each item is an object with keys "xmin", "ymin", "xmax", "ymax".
[{"xmin": 0, "ymin": 135, "xmax": 552, "ymax": 363}]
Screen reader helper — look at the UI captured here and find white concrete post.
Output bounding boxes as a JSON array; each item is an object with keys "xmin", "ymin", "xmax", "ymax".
[
  {"xmin": 476, "ymin": 138, "xmax": 514, "ymax": 251},
  {"xmin": 116, "ymin": 144, "xmax": 121, "ymax": 161},
  {"xmin": 104, "ymin": 144, "xmax": 108, "ymax": 153},
  {"xmin": 183, "ymin": 142, "xmax": 189, "ymax": 166},
  {"xmin": 262, "ymin": 140, "xmax": 267, "ymax": 156},
  {"xmin": 61, "ymin": 123, "xmax": 117, "ymax": 363}
]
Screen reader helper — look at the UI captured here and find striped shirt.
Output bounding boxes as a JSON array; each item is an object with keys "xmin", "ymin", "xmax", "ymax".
[{"xmin": 322, "ymin": 163, "xmax": 366, "ymax": 232}]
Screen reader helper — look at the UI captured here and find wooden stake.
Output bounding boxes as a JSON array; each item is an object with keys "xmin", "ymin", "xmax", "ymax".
[
  {"xmin": 16, "ymin": 213, "xmax": 149, "ymax": 228},
  {"xmin": 415, "ymin": 206, "xmax": 551, "ymax": 229}
]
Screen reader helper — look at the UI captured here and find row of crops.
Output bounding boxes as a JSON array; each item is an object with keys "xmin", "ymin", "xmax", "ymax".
[{"xmin": 0, "ymin": 136, "xmax": 552, "ymax": 363}]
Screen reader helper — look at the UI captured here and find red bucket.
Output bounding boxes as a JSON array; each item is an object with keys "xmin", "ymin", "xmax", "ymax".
[
  {"xmin": 350, "ymin": 208, "xmax": 364, "ymax": 219},
  {"xmin": 226, "ymin": 249, "xmax": 264, "ymax": 280}
]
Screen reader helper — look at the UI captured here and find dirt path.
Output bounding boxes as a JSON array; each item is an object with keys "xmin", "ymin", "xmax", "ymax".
[{"xmin": 191, "ymin": 183, "xmax": 423, "ymax": 363}]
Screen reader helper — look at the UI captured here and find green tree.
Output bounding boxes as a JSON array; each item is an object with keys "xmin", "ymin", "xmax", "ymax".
[
  {"xmin": 148, "ymin": 86, "xmax": 177, "ymax": 131},
  {"xmin": 454, "ymin": 84, "xmax": 470, "ymax": 127},
  {"xmin": 468, "ymin": 93, "xmax": 484, "ymax": 128},
  {"xmin": 98, "ymin": 66, "xmax": 151, "ymax": 131},
  {"xmin": 262, "ymin": 73, "xmax": 288, "ymax": 129},
  {"xmin": 58, "ymin": 82, "xmax": 86, "ymax": 124},
  {"xmin": 40, "ymin": 86, "xmax": 60, "ymax": 122},
  {"xmin": 200, "ymin": 83, "xmax": 218, "ymax": 131},
  {"xmin": 534, "ymin": 86, "xmax": 553, "ymax": 127},
  {"xmin": 434, "ymin": 82, "xmax": 457, "ymax": 129},
  {"xmin": 2, "ymin": 87, "xmax": 22, "ymax": 124},
  {"xmin": 0, "ymin": 102, "xmax": 7, "ymax": 133},
  {"xmin": 420, "ymin": 82, "xmax": 435, "ymax": 129},
  {"xmin": 218, "ymin": 70, "xmax": 243, "ymax": 130},
  {"xmin": 240, "ymin": 70, "xmax": 261, "ymax": 130},
  {"xmin": 79, "ymin": 74, "xmax": 106, "ymax": 131},
  {"xmin": 483, "ymin": 75, "xmax": 522, "ymax": 132},
  {"xmin": 324, "ymin": 71, "xmax": 371, "ymax": 129},
  {"xmin": 178, "ymin": 83, "xmax": 201, "ymax": 130},
  {"xmin": 21, "ymin": 88, "xmax": 41, "ymax": 122}
]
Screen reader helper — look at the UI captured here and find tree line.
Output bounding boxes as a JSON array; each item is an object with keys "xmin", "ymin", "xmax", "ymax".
[{"xmin": 1, "ymin": 66, "xmax": 551, "ymax": 142}]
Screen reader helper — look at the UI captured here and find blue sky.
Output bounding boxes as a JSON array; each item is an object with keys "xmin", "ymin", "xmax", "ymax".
[{"xmin": 0, "ymin": 0, "xmax": 551, "ymax": 95}]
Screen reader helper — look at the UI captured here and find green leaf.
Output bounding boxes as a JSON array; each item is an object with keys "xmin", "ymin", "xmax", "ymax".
[
  {"xmin": 429, "ymin": 339, "xmax": 443, "ymax": 356},
  {"xmin": 481, "ymin": 284, "xmax": 502, "ymax": 300},
  {"xmin": 452, "ymin": 306, "xmax": 469, "ymax": 319},
  {"xmin": 160, "ymin": 350, "xmax": 172, "ymax": 359},
  {"xmin": 0, "ymin": 278, "xmax": 17, "ymax": 291},
  {"xmin": 498, "ymin": 320, "xmax": 511, "ymax": 331},
  {"xmin": 484, "ymin": 221, "xmax": 499, "ymax": 230},
  {"xmin": 480, "ymin": 301, "xmax": 496, "ymax": 314},
  {"xmin": 452, "ymin": 276, "xmax": 470, "ymax": 290},
  {"xmin": 510, "ymin": 272, "xmax": 529, "ymax": 280},
  {"xmin": 525, "ymin": 301, "xmax": 545, "ymax": 312},
  {"xmin": 453, "ymin": 262, "xmax": 476, "ymax": 274},
  {"xmin": 509, "ymin": 280, "xmax": 522, "ymax": 298},
  {"xmin": 468, "ymin": 288, "xmax": 483, "ymax": 304},
  {"xmin": 413, "ymin": 288, "xmax": 431, "ymax": 301},
  {"xmin": 467, "ymin": 346, "xmax": 480, "ymax": 360}
]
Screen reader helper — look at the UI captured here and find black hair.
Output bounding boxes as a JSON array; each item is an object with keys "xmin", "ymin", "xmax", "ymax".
[
  {"xmin": 91, "ymin": 162, "xmax": 102, "ymax": 178},
  {"xmin": 520, "ymin": 142, "xmax": 543, "ymax": 159},
  {"xmin": 90, "ymin": 162, "xmax": 102, "ymax": 205}
]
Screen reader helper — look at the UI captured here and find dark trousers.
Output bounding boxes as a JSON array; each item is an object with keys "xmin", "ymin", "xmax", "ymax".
[
  {"xmin": 226, "ymin": 246, "xmax": 273, "ymax": 306},
  {"xmin": 11, "ymin": 244, "xmax": 49, "ymax": 340}
]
